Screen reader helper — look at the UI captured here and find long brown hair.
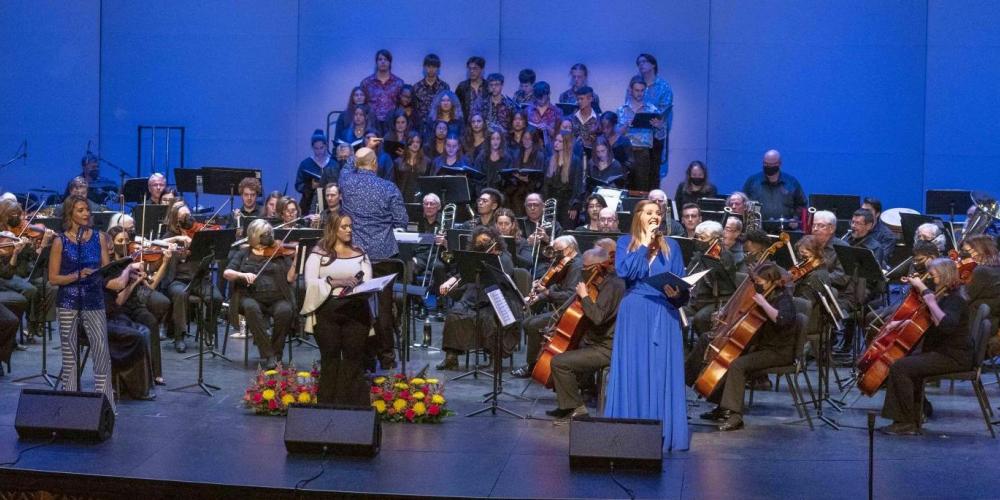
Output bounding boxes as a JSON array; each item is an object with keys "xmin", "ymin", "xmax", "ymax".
[
  {"xmin": 0, "ymin": 199, "xmax": 21, "ymax": 231},
  {"xmin": 964, "ymin": 234, "xmax": 1000, "ymax": 266},
  {"xmin": 547, "ymin": 131, "xmax": 574, "ymax": 182},
  {"xmin": 316, "ymin": 212, "xmax": 363, "ymax": 259},
  {"xmin": 795, "ymin": 234, "xmax": 826, "ymax": 266},
  {"xmin": 60, "ymin": 194, "xmax": 90, "ymax": 231},
  {"xmin": 163, "ymin": 200, "xmax": 188, "ymax": 234},
  {"xmin": 628, "ymin": 199, "xmax": 669, "ymax": 256}
]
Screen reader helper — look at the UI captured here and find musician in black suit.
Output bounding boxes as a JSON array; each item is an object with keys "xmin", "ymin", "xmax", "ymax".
[
  {"xmin": 512, "ymin": 235, "xmax": 582, "ymax": 378},
  {"xmin": 681, "ymin": 221, "xmax": 737, "ymax": 336},
  {"xmin": 546, "ymin": 247, "xmax": 625, "ymax": 421},
  {"xmin": 844, "ymin": 208, "xmax": 889, "ymax": 270}
]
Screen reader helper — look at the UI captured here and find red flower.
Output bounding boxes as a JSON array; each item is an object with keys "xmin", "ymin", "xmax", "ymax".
[
  {"xmin": 371, "ymin": 386, "xmax": 382, "ymax": 394},
  {"xmin": 266, "ymin": 380, "xmax": 277, "ymax": 388},
  {"xmin": 268, "ymin": 399, "xmax": 278, "ymax": 410},
  {"xmin": 422, "ymin": 385, "xmax": 430, "ymax": 393},
  {"xmin": 280, "ymin": 381, "xmax": 288, "ymax": 390},
  {"xmin": 394, "ymin": 373, "xmax": 406, "ymax": 379},
  {"xmin": 252, "ymin": 393, "xmax": 263, "ymax": 403},
  {"xmin": 382, "ymin": 392, "xmax": 393, "ymax": 402},
  {"xmin": 428, "ymin": 405, "xmax": 440, "ymax": 416},
  {"xmin": 405, "ymin": 409, "xmax": 415, "ymax": 421},
  {"xmin": 281, "ymin": 370, "xmax": 290, "ymax": 377},
  {"xmin": 399, "ymin": 390, "xmax": 410, "ymax": 399}
]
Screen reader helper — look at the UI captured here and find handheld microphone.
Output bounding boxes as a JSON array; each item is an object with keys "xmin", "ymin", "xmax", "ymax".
[{"xmin": 338, "ymin": 270, "xmax": 366, "ymax": 297}]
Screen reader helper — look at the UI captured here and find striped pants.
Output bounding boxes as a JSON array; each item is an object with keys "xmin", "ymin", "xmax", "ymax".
[{"xmin": 57, "ymin": 308, "xmax": 115, "ymax": 412}]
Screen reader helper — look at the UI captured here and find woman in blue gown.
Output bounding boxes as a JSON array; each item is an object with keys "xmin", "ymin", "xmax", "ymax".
[{"xmin": 605, "ymin": 199, "xmax": 690, "ymax": 451}]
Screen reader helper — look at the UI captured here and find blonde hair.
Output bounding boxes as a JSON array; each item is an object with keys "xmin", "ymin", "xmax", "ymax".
[
  {"xmin": 628, "ymin": 199, "xmax": 669, "ymax": 256},
  {"xmin": 246, "ymin": 218, "xmax": 272, "ymax": 248},
  {"xmin": 927, "ymin": 257, "xmax": 960, "ymax": 292}
]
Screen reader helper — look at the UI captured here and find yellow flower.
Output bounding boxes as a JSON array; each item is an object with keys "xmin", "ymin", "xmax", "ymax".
[
  {"xmin": 410, "ymin": 377, "xmax": 426, "ymax": 385},
  {"xmin": 431, "ymin": 394, "xmax": 445, "ymax": 405},
  {"xmin": 297, "ymin": 392, "xmax": 312, "ymax": 404},
  {"xmin": 264, "ymin": 369, "xmax": 278, "ymax": 376},
  {"xmin": 281, "ymin": 393, "xmax": 295, "ymax": 406},
  {"xmin": 262, "ymin": 389, "xmax": 276, "ymax": 401},
  {"xmin": 425, "ymin": 378, "xmax": 439, "ymax": 385},
  {"xmin": 413, "ymin": 402, "xmax": 427, "ymax": 416},
  {"xmin": 296, "ymin": 371, "xmax": 311, "ymax": 379},
  {"xmin": 372, "ymin": 400, "xmax": 386, "ymax": 413},
  {"xmin": 393, "ymin": 398, "xmax": 408, "ymax": 412},
  {"xmin": 394, "ymin": 382, "xmax": 410, "ymax": 390},
  {"xmin": 412, "ymin": 391, "xmax": 425, "ymax": 400},
  {"xmin": 373, "ymin": 376, "xmax": 386, "ymax": 385}
]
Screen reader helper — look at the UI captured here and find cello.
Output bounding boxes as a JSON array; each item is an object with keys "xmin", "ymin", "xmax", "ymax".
[
  {"xmin": 856, "ymin": 256, "xmax": 976, "ymax": 396},
  {"xmin": 530, "ymin": 259, "xmax": 612, "ymax": 388},
  {"xmin": 693, "ymin": 233, "xmax": 800, "ymax": 398}
]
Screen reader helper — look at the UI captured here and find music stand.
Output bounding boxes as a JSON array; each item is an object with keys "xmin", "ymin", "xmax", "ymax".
[
  {"xmin": 14, "ymin": 245, "xmax": 56, "ymax": 387},
  {"xmin": 202, "ymin": 167, "xmax": 262, "ymax": 216},
  {"xmin": 810, "ymin": 194, "xmax": 861, "ymax": 220},
  {"xmin": 900, "ymin": 212, "xmax": 946, "ymax": 249},
  {"xmin": 926, "ymin": 189, "xmax": 972, "ymax": 221},
  {"xmin": 668, "ymin": 236, "xmax": 697, "ymax": 267},
  {"xmin": 404, "ymin": 203, "xmax": 422, "ymax": 223},
  {"xmin": 698, "ymin": 197, "xmax": 727, "ymax": 212},
  {"xmin": 174, "ymin": 168, "xmax": 202, "ymax": 209},
  {"xmin": 131, "ymin": 204, "xmax": 168, "ymax": 239},
  {"xmin": 616, "ymin": 212, "xmax": 633, "ymax": 233},
  {"xmin": 122, "ymin": 177, "xmax": 150, "ymax": 204},
  {"xmin": 833, "ymin": 245, "xmax": 883, "ymax": 363},
  {"xmin": 445, "ymin": 228, "xmax": 473, "ymax": 253},
  {"xmin": 34, "ymin": 217, "xmax": 61, "ymax": 232},
  {"xmin": 449, "ymin": 250, "xmax": 506, "ymax": 384},
  {"xmin": 620, "ymin": 196, "xmax": 646, "ymax": 214},
  {"xmin": 417, "ymin": 175, "xmax": 472, "ymax": 207},
  {"xmin": 287, "ymin": 237, "xmax": 320, "ymax": 363},
  {"xmin": 91, "ymin": 211, "xmax": 115, "ymax": 231},
  {"xmin": 274, "ymin": 228, "xmax": 323, "ymax": 242}
]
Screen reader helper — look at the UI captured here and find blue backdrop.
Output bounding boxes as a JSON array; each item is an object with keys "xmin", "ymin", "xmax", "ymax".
[{"xmin": 1, "ymin": 0, "xmax": 997, "ymax": 213}]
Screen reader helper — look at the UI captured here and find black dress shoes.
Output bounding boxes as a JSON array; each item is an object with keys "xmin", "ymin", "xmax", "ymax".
[
  {"xmin": 546, "ymin": 407, "xmax": 573, "ymax": 418},
  {"xmin": 699, "ymin": 407, "xmax": 731, "ymax": 422},
  {"xmin": 511, "ymin": 365, "xmax": 532, "ymax": 378},
  {"xmin": 718, "ymin": 413, "xmax": 744, "ymax": 431}
]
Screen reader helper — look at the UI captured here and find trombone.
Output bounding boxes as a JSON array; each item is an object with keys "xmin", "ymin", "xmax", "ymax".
[
  {"xmin": 530, "ymin": 198, "xmax": 558, "ymax": 277},
  {"xmin": 422, "ymin": 203, "xmax": 456, "ymax": 290}
]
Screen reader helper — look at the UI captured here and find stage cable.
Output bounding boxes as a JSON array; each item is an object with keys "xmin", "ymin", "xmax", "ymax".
[
  {"xmin": 293, "ymin": 445, "xmax": 328, "ymax": 491},
  {"xmin": 609, "ymin": 461, "xmax": 636, "ymax": 500},
  {"xmin": 0, "ymin": 432, "xmax": 57, "ymax": 468}
]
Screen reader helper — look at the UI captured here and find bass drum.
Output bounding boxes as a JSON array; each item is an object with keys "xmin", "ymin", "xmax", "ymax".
[{"xmin": 880, "ymin": 208, "xmax": 919, "ymax": 235}]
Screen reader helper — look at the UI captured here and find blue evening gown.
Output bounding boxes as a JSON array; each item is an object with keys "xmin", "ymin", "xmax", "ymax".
[{"xmin": 604, "ymin": 235, "xmax": 690, "ymax": 452}]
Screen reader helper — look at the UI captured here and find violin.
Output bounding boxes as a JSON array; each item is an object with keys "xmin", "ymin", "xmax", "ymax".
[
  {"xmin": 258, "ymin": 242, "xmax": 298, "ymax": 258},
  {"xmin": 526, "ymin": 253, "xmax": 571, "ymax": 306},
  {"xmin": 0, "ymin": 232, "xmax": 24, "ymax": 256},
  {"xmin": 12, "ymin": 221, "xmax": 47, "ymax": 244},
  {"xmin": 182, "ymin": 221, "xmax": 222, "ymax": 239},
  {"xmin": 127, "ymin": 241, "xmax": 166, "ymax": 263}
]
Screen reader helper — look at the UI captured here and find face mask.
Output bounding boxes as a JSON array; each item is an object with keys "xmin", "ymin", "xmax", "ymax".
[
  {"xmin": 913, "ymin": 260, "xmax": 928, "ymax": 274},
  {"xmin": 763, "ymin": 165, "xmax": 780, "ymax": 177},
  {"xmin": 7, "ymin": 216, "xmax": 20, "ymax": 227},
  {"xmin": 259, "ymin": 233, "xmax": 275, "ymax": 247},
  {"xmin": 923, "ymin": 277, "xmax": 936, "ymax": 290},
  {"xmin": 753, "ymin": 283, "xmax": 765, "ymax": 294},
  {"xmin": 694, "ymin": 239, "xmax": 710, "ymax": 252},
  {"xmin": 959, "ymin": 250, "xmax": 972, "ymax": 259},
  {"xmin": 689, "ymin": 177, "xmax": 705, "ymax": 187},
  {"xmin": 114, "ymin": 243, "xmax": 127, "ymax": 256},
  {"xmin": 179, "ymin": 218, "xmax": 194, "ymax": 230}
]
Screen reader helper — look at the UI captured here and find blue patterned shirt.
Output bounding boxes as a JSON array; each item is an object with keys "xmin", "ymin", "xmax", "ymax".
[{"xmin": 339, "ymin": 166, "xmax": 409, "ymax": 259}]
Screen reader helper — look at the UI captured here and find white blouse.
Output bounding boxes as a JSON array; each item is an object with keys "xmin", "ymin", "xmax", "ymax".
[{"xmin": 300, "ymin": 250, "xmax": 373, "ymax": 333}]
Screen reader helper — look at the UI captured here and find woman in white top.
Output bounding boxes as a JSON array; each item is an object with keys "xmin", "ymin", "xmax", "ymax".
[{"xmin": 300, "ymin": 213, "xmax": 373, "ymax": 406}]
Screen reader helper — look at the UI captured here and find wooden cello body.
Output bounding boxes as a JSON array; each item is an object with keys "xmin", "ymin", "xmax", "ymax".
[
  {"xmin": 531, "ymin": 261, "xmax": 611, "ymax": 388},
  {"xmin": 856, "ymin": 257, "xmax": 976, "ymax": 396}
]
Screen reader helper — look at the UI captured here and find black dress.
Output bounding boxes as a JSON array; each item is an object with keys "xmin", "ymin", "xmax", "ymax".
[{"xmin": 441, "ymin": 252, "xmax": 521, "ymax": 355}]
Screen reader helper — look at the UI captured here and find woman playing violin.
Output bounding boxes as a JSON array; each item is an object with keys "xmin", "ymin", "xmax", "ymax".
[
  {"xmin": 696, "ymin": 263, "xmax": 797, "ymax": 431},
  {"xmin": 0, "ymin": 198, "xmax": 57, "ymax": 344},
  {"xmin": 878, "ymin": 257, "xmax": 973, "ymax": 435},
  {"xmin": 223, "ymin": 219, "xmax": 298, "ymax": 369},
  {"xmin": 960, "ymin": 235, "xmax": 1000, "ymax": 356}
]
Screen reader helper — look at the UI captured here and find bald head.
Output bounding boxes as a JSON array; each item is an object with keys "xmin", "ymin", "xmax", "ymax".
[
  {"xmin": 355, "ymin": 147, "xmax": 377, "ymax": 171},
  {"xmin": 598, "ymin": 207, "xmax": 618, "ymax": 232},
  {"xmin": 582, "ymin": 247, "xmax": 609, "ymax": 267},
  {"xmin": 647, "ymin": 189, "xmax": 667, "ymax": 203},
  {"xmin": 764, "ymin": 150, "xmax": 781, "ymax": 163},
  {"xmin": 763, "ymin": 149, "xmax": 782, "ymax": 178}
]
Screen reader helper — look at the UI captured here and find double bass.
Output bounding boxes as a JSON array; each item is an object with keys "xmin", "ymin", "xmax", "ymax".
[
  {"xmin": 530, "ymin": 258, "xmax": 613, "ymax": 388},
  {"xmin": 856, "ymin": 256, "xmax": 976, "ymax": 396},
  {"xmin": 693, "ymin": 233, "xmax": 798, "ymax": 398}
]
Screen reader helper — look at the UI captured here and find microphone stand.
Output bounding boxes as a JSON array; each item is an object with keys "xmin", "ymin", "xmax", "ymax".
[{"xmin": 0, "ymin": 142, "xmax": 27, "ymax": 172}]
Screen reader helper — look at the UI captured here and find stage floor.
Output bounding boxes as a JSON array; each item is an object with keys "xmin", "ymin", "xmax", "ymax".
[{"xmin": 2, "ymin": 321, "xmax": 1000, "ymax": 499}]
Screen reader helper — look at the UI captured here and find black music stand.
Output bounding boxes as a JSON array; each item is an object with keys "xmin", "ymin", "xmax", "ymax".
[
  {"xmin": 466, "ymin": 257, "xmax": 526, "ymax": 419},
  {"xmin": 833, "ymin": 245, "xmax": 883, "ymax": 363},
  {"xmin": 445, "ymin": 228, "xmax": 473, "ymax": 253},
  {"xmin": 14, "ymin": 245, "xmax": 56, "ymax": 388},
  {"xmin": 810, "ymin": 194, "xmax": 861, "ymax": 220},
  {"xmin": 91, "ymin": 211, "xmax": 115, "ymax": 231},
  {"xmin": 900, "ymin": 212, "xmax": 950, "ymax": 250},
  {"xmin": 417, "ymin": 176, "xmax": 473, "ymax": 221},
  {"xmin": 799, "ymin": 280, "xmax": 846, "ymax": 430},
  {"xmin": 668, "ymin": 236, "xmax": 696, "ymax": 267},
  {"xmin": 449, "ymin": 250, "xmax": 504, "ymax": 383},
  {"xmin": 122, "ymin": 177, "xmax": 150, "ymax": 203},
  {"xmin": 131, "ymin": 204, "xmax": 168, "ymax": 239},
  {"xmin": 287, "ymin": 237, "xmax": 320, "ymax": 364},
  {"xmin": 202, "ymin": 167, "xmax": 262, "ymax": 218},
  {"xmin": 174, "ymin": 168, "xmax": 202, "ymax": 209},
  {"xmin": 34, "ymin": 217, "xmax": 61, "ymax": 232},
  {"xmin": 274, "ymin": 228, "xmax": 323, "ymax": 242},
  {"xmin": 926, "ymin": 189, "xmax": 972, "ymax": 221}
]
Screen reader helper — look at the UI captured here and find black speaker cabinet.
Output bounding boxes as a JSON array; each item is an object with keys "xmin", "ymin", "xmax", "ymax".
[
  {"xmin": 569, "ymin": 416, "xmax": 663, "ymax": 471},
  {"xmin": 284, "ymin": 405, "xmax": 381, "ymax": 457},
  {"xmin": 14, "ymin": 389, "xmax": 115, "ymax": 441}
]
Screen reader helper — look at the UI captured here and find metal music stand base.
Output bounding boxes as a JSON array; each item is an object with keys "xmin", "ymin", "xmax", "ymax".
[{"xmin": 13, "ymin": 322, "xmax": 57, "ymax": 388}]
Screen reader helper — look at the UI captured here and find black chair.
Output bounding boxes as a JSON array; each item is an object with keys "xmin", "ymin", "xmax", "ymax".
[
  {"xmin": 921, "ymin": 303, "xmax": 996, "ymax": 438},
  {"xmin": 746, "ymin": 302, "xmax": 815, "ymax": 430}
]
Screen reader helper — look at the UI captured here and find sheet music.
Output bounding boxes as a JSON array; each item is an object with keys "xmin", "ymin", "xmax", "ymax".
[
  {"xmin": 683, "ymin": 269, "xmax": 711, "ymax": 287},
  {"xmin": 344, "ymin": 273, "xmax": 397, "ymax": 297},
  {"xmin": 394, "ymin": 232, "xmax": 436, "ymax": 244},
  {"xmin": 595, "ymin": 187, "xmax": 623, "ymax": 211},
  {"xmin": 486, "ymin": 285, "xmax": 516, "ymax": 327}
]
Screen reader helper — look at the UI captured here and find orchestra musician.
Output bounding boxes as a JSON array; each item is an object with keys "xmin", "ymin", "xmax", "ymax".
[
  {"xmin": 723, "ymin": 217, "xmax": 744, "ymax": 268},
  {"xmin": 682, "ymin": 221, "xmax": 737, "ymax": 335},
  {"xmin": 317, "ymin": 183, "xmax": 342, "ymax": 229},
  {"xmin": 960, "ymin": 235, "xmax": 1000, "ymax": 356},
  {"xmin": 512, "ymin": 235, "xmax": 582, "ymax": 378},
  {"xmin": 413, "ymin": 193, "xmax": 448, "ymax": 299},
  {"xmin": 844, "ymin": 208, "xmax": 889, "ymax": 269},
  {"xmin": 862, "ymin": 197, "xmax": 899, "ymax": 248},
  {"xmin": 54, "ymin": 177, "xmax": 100, "ymax": 217},
  {"xmin": 725, "ymin": 191, "xmax": 750, "ymax": 218},
  {"xmin": 464, "ymin": 188, "xmax": 502, "ymax": 228},
  {"xmin": 48, "ymin": 194, "xmax": 128, "ymax": 412},
  {"xmin": 295, "ymin": 129, "xmax": 333, "ymax": 215},
  {"xmin": 147, "ymin": 173, "xmax": 167, "ymax": 205},
  {"xmin": 495, "ymin": 208, "xmax": 530, "ymax": 270},
  {"xmin": 0, "ymin": 256, "xmax": 19, "ymax": 375},
  {"xmin": 575, "ymin": 194, "xmax": 607, "ymax": 232},
  {"xmin": 161, "ymin": 202, "xmax": 224, "ymax": 353},
  {"xmin": 104, "ymin": 253, "xmax": 161, "ymax": 400},
  {"xmin": 546, "ymin": 247, "xmax": 625, "ymax": 422},
  {"xmin": 737, "ymin": 228, "xmax": 770, "ymax": 273},
  {"xmin": 301, "ymin": 212, "xmax": 373, "ymax": 406},
  {"xmin": 234, "ymin": 177, "xmax": 265, "ymax": 221},
  {"xmin": 694, "ymin": 263, "xmax": 797, "ymax": 431},
  {"xmin": 878, "ymin": 258, "xmax": 972, "ymax": 435},
  {"xmin": 108, "ymin": 226, "xmax": 173, "ymax": 385},
  {"xmin": 680, "ymin": 202, "xmax": 702, "ymax": 239},
  {"xmin": 275, "ymin": 196, "xmax": 305, "ymax": 228},
  {"xmin": 741, "ymin": 149, "xmax": 806, "ymax": 225},
  {"xmin": 263, "ymin": 191, "xmax": 283, "ymax": 219},
  {"xmin": 223, "ymin": 219, "xmax": 298, "ymax": 369},
  {"xmin": 605, "ymin": 199, "xmax": 690, "ymax": 451},
  {"xmin": 597, "ymin": 207, "xmax": 619, "ymax": 233},
  {"xmin": 647, "ymin": 190, "xmax": 684, "ymax": 235},
  {"xmin": 915, "ymin": 222, "xmax": 947, "ymax": 253},
  {"xmin": 436, "ymin": 225, "xmax": 519, "ymax": 370},
  {"xmin": 0, "ymin": 198, "xmax": 56, "ymax": 343},
  {"xmin": 80, "ymin": 152, "xmax": 118, "ymax": 203},
  {"xmin": 160, "ymin": 187, "xmax": 179, "ymax": 207},
  {"xmin": 522, "ymin": 193, "xmax": 563, "ymax": 276}
]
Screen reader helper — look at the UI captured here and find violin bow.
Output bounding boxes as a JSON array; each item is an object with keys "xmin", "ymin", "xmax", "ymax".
[
  {"xmin": 252, "ymin": 223, "xmax": 298, "ymax": 279},
  {"xmin": 16, "ymin": 199, "xmax": 46, "ymax": 238},
  {"xmin": 202, "ymin": 198, "xmax": 232, "ymax": 227}
]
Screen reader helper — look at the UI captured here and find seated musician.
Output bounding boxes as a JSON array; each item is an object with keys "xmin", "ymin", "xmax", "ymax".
[
  {"xmin": 960, "ymin": 235, "xmax": 1000, "ymax": 356},
  {"xmin": 463, "ymin": 188, "xmax": 502, "ymax": 228},
  {"xmin": 0, "ymin": 198, "xmax": 56, "ymax": 343},
  {"xmin": 108, "ymin": 226, "xmax": 173, "ymax": 385},
  {"xmin": 681, "ymin": 221, "xmax": 737, "ymax": 336},
  {"xmin": 413, "ymin": 193, "xmax": 449, "ymax": 316},
  {"xmin": 725, "ymin": 191, "xmax": 749, "ymax": 217},
  {"xmin": 915, "ymin": 222, "xmax": 947, "ymax": 253},
  {"xmin": 104, "ymin": 259, "xmax": 160, "ymax": 401},
  {"xmin": 522, "ymin": 193, "xmax": 563, "ymax": 276},
  {"xmin": 161, "ymin": 202, "xmax": 224, "ymax": 353},
  {"xmin": 546, "ymin": 246, "xmax": 625, "ymax": 421},
  {"xmin": 275, "ymin": 196, "xmax": 304, "ymax": 228},
  {"xmin": 160, "ymin": 187, "xmax": 179, "ymax": 207},
  {"xmin": 647, "ymin": 189, "xmax": 685, "ymax": 235},
  {"xmin": 495, "ymin": 208, "xmax": 530, "ymax": 272},
  {"xmin": 738, "ymin": 229, "xmax": 771, "ymax": 273},
  {"xmin": 147, "ymin": 173, "xmax": 167, "ymax": 204},
  {"xmin": 233, "ymin": 177, "xmax": 265, "ymax": 223},
  {"xmin": 223, "ymin": 219, "xmax": 298, "ymax": 369},
  {"xmin": 680, "ymin": 203, "xmax": 703, "ymax": 238},
  {"xmin": 436, "ymin": 225, "xmax": 519, "ymax": 370},
  {"xmin": 844, "ymin": 208, "xmax": 889, "ymax": 269},
  {"xmin": 575, "ymin": 194, "xmax": 607, "ymax": 232},
  {"xmin": 878, "ymin": 258, "xmax": 973, "ymax": 435},
  {"xmin": 694, "ymin": 263, "xmax": 797, "ymax": 431},
  {"xmin": 867, "ymin": 240, "xmax": 940, "ymax": 339},
  {"xmin": 597, "ymin": 207, "xmax": 619, "ymax": 233},
  {"xmin": 81, "ymin": 152, "xmax": 118, "ymax": 203},
  {"xmin": 53, "ymin": 176, "xmax": 100, "ymax": 217},
  {"xmin": 263, "ymin": 191, "xmax": 283, "ymax": 219},
  {"xmin": 512, "ymin": 235, "xmax": 583, "ymax": 378},
  {"xmin": 108, "ymin": 213, "xmax": 135, "ymax": 233},
  {"xmin": 862, "ymin": 197, "xmax": 899, "ymax": 248},
  {"xmin": 723, "ymin": 217, "xmax": 744, "ymax": 269}
]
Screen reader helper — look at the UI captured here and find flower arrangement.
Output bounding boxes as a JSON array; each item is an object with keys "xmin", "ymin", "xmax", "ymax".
[
  {"xmin": 243, "ymin": 362, "xmax": 320, "ymax": 416},
  {"xmin": 370, "ymin": 372, "xmax": 453, "ymax": 423}
]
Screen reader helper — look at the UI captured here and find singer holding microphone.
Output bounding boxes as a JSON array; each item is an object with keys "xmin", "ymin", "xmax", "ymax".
[
  {"xmin": 223, "ymin": 219, "xmax": 298, "ymax": 370},
  {"xmin": 604, "ymin": 199, "xmax": 690, "ymax": 451},
  {"xmin": 300, "ymin": 213, "xmax": 373, "ymax": 406},
  {"xmin": 48, "ymin": 194, "xmax": 127, "ymax": 411}
]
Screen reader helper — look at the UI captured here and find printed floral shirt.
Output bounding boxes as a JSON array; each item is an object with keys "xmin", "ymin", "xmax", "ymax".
[
  {"xmin": 527, "ymin": 103, "xmax": 563, "ymax": 139},
  {"xmin": 455, "ymin": 79, "xmax": 487, "ymax": 121},
  {"xmin": 571, "ymin": 109, "xmax": 600, "ymax": 149},
  {"xmin": 412, "ymin": 77, "xmax": 450, "ymax": 124},
  {"xmin": 473, "ymin": 94, "xmax": 516, "ymax": 131},
  {"xmin": 617, "ymin": 101, "xmax": 665, "ymax": 148},
  {"xmin": 360, "ymin": 72, "xmax": 405, "ymax": 122}
]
